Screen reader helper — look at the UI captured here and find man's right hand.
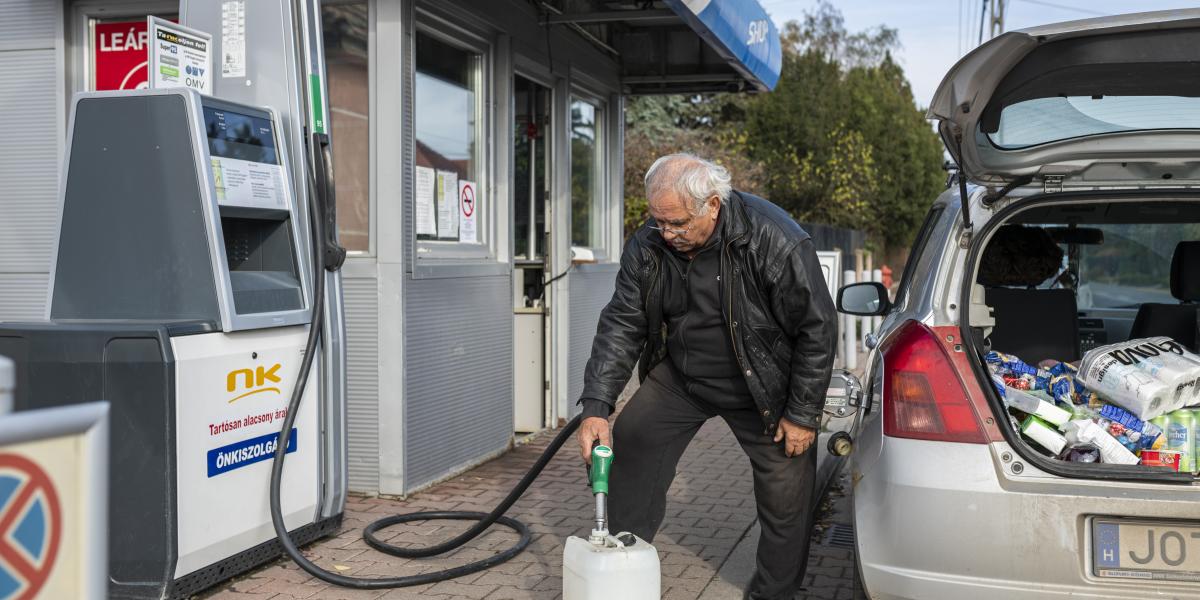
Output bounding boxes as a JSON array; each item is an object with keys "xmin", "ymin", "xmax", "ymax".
[{"xmin": 578, "ymin": 417, "xmax": 612, "ymax": 464}]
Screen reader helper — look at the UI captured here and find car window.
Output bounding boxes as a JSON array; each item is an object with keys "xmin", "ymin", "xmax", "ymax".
[
  {"xmin": 893, "ymin": 206, "xmax": 944, "ymax": 310},
  {"xmin": 989, "ymin": 96, "xmax": 1200, "ymax": 149},
  {"xmin": 1076, "ymin": 224, "xmax": 1200, "ymax": 310}
]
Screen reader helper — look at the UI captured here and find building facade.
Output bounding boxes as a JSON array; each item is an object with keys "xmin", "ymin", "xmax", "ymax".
[{"xmin": 0, "ymin": 0, "xmax": 779, "ymax": 495}]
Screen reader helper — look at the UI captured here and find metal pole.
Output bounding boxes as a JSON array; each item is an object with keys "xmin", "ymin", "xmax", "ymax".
[
  {"xmin": 843, "ymin": 270, "xmax": 858, "ymax": 371},
  {"xmin": 872, "ymin": 268, "xmax": 884, "ymax": 335},
  {"xmin": 530, "ymin": 135, "xmax": 538, "ymax": 261},
  {"xmin": 0, "ymin": 355, "xmax": 12, "ymax": 416},
  {"xmin": 977, "ymin": 0, "xmax": 988, "ymax": 45},
  {"xmin": 594, "ymin": 492, "xmax": 607, "ymax": 533}
]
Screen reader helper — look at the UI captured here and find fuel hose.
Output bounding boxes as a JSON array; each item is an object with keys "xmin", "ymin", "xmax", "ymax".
[{"xmin": 266, "ymin": 146, "xmax": 584, "ymax": 588}]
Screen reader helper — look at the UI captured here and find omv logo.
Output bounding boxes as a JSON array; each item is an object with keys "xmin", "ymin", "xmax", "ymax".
[{"xmin": 185, "ymin": 65, "xmax": 205, "ymax": 77}]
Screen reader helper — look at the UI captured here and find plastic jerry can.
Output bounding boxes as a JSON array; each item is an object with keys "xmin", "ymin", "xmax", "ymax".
[{"xmin": 563, "ymin": 532, "xmax": 660, "ymax": 600}]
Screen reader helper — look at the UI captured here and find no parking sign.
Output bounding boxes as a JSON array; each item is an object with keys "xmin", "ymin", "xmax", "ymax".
[{"xmin": 0, "ymin": 403, "xmax": 108, "ymax": 600}]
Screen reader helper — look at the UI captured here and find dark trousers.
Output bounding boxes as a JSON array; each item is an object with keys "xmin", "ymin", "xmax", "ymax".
[{"xmin": 608, "ymin": 363, "xmax": 817, "ymax": 600}]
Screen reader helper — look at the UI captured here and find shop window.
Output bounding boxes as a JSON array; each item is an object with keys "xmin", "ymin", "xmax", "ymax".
[
  {"xmin": 414, "ymin": 29, "xmax": 486, "ymax": 250},
  {"xmin": 322, "ymin": 1, "xmax": 370, "ymax": 254},
  {"xmin": 570, "ymin": 98, "xmax": 604, "ymax": 250}
]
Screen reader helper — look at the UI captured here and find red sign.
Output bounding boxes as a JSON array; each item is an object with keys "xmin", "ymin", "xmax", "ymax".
[
  {"xmin": 460, "ymin": 184, "xmax": 475, "ymax": 217},
  {"xmin": 0, "ymin": 454, "xmax": 62, "ymax": 600},
  {"xmin": 93, "ymin": 19, "xmax": 152, "ymax": 91}
]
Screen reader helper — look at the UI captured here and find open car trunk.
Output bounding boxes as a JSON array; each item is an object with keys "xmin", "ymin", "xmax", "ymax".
[{"xmin": 963, "ymin": 193, "xmax": 1200, "ymax": 483}]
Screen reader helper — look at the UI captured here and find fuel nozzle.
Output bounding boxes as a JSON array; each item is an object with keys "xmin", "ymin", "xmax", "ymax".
[{"xmin": 589, "ymin": 445, "xmax": 613, "ymax": 544}]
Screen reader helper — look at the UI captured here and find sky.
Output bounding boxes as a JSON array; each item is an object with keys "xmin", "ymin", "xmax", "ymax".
[{"xmin": 760, "ymin": 1, "xmax": 1200, "ymax": 110}]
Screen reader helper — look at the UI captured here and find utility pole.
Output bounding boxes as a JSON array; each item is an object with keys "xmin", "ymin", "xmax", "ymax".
[{"xmin": 989, "ymin": 0, "xmax": 1007, "ymax": 39}]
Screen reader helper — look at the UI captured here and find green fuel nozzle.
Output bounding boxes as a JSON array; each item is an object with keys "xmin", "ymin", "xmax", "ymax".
[
  {"xmin": 590, "ymin": 445, "xmax": 613, "ymax": 494},
  {"xmin": 589, "ymin": 445, "xmax": 613, "ymax": 542}
]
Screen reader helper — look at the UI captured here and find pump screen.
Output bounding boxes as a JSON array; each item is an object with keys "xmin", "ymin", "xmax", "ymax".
[
  {"xmin": 204, "ymin": 105, "xmax": 286, "ymax": 209},
  {"xmin": 204, "ymin": 107, "xmax": 279, "ymax": 164}
]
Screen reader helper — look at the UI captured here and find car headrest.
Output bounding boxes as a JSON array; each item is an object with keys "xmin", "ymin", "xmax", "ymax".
[
  {"xmin": 978, "ymin": 225, "xmax": 1064, "ymax": 287},
  {"xmin": 1172, "ymin": 241, "xmax": 1200, "ymax": 301}
]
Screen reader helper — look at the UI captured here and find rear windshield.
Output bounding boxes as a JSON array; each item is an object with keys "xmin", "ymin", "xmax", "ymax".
[
  {"xmin": 988, "ymin": 96, "xmax": 1200, "ymax": 149},
  {"xmin": 1016, "ymin": 222, "xmax": 1199, "ymax": 310}
]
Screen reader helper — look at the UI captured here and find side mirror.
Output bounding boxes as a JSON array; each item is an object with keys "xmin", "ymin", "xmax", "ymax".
[{"xmin": 836, "ymin": 282, "xmax": 890, "ymax": 316}]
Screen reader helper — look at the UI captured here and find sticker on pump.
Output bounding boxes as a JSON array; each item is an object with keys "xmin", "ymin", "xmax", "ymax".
[
  {"xmin": 207, "ymin": 429, "xmax": 297, "ymax": 477},
  {"xmin": 210, "ymin": 157, "xmax": 286, "ymax": 209}
]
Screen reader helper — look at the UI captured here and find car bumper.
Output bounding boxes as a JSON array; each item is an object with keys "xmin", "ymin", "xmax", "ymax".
[{"xmin": 853, "ymin": 436, "xmax": 1200, "ymax": 600}]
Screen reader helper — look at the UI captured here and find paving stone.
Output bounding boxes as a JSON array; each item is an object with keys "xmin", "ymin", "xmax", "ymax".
[{"xmin": 198, "ymin": 378, "xmax": 861, "ymax": 600}]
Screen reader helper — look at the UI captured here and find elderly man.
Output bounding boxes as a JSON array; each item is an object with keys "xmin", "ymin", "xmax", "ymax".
[{"xmin": 576, "ymin": 153, "xmax": 838, "ymax": 600}]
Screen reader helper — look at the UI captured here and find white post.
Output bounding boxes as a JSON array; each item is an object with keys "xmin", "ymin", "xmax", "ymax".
[
  {"xmin": 872, "ymin": 268, "xmax": 884, "ymax": 334},
  {"xmin": 843, "ymin": 270, "xmax": 857, "ymax": 370},
  {"xmin": 0, "ymin": 356, "xmax": 12, "ymax": 416}
]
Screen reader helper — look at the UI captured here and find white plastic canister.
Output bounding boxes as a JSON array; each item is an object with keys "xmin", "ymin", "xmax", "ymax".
[{"xmin": 563, "ymin": 533, "xmax": 660, "ymax": 600}]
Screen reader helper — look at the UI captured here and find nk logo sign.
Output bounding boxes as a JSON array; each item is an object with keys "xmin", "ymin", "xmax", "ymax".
[{"xmin": 227, "ymin": 364, "xmax": 282, "ymax": 403}]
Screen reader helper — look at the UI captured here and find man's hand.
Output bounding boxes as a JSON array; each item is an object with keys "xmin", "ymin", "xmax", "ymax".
[
  {"xmin": 578, "ymin": 417, "xmax": 612, "ymax": 464},
  {"xmin": 773, "ymin": 419, "xmax": 816, "ymax": 457}
]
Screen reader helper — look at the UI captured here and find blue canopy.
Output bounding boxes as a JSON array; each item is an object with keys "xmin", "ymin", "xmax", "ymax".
[{"xmin": 662, "ymin": 0, "xmax": 782, "ymax": 91}]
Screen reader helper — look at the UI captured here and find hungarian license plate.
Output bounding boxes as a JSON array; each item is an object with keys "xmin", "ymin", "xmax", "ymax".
[{"xmin": 1093, "ymin": 518, "xmax": 1200, "ymax": 582}]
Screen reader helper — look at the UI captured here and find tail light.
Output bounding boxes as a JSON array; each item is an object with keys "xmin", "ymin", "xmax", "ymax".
[{"xmin": 882, "ymin": 321, "xmax": 987, "ymax": 443}]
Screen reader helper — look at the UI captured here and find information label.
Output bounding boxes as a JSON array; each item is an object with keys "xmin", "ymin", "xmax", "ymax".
[
  {"xmin": 148, "ymin": 17, "xmax": 212, "ymax": 94},
  {"xmin": 221, "ymin": 0, "xmax": 247, "ymax": 78},
  {"xmin": 415, "ymin": 166, "xmax": 437, "ymax": 236},
  {"xmin": 436, "ymin": 170, "xmax": 459, "ymax": 240},
  {"xmin": 210, "ymin": 156, "xmax": 286, "ymax": 209}
]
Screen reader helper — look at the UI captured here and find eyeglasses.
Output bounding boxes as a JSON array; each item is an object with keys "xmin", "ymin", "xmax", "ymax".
[
  {"xmin": 648, "ymin": 223, "xmax": 692, "ymax": 236},
  {"xmin": 646, "ymin": 195, "xmax": 717, "ymax": 237}
]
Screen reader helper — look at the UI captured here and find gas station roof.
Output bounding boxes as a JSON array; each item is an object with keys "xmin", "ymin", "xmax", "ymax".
[{"xmin": 541, "ymin": 0, "xmax": 782, "ymax": 94}]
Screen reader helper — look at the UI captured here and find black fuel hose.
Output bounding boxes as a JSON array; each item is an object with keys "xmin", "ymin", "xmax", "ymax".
[{"xmin": 266, "ymin": 154, "xmax": 583, "ymax": 588}]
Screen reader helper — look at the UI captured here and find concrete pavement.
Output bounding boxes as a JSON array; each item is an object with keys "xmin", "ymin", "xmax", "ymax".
[{"xmin": 200, "ymin": 392, "xmax": 857, "ymax": 600}]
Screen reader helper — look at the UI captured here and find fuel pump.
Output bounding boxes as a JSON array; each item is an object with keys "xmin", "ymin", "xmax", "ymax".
[{"xmin": 0, "ymin": 89, "xmax": 342, "ymax": 598}]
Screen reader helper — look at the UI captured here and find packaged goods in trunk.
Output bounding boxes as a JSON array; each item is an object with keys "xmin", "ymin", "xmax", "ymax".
[
  {"xmin": 1095, "ymin": 404, "xmax": 1164, "ymax": 450},
  {"xmin": 1063, "ymin": 420, "xmax": 1140, "ymax": 465},
  {"xmin": 1076, "ymin": 337, "xmax": 1200, "ymax": 420},
  {"xmin": 1022, "ymin": 416, "xmax": 1067, "ymax": 455},
  {"xmin": 1165, "ymin": 410, "xmax": 1196, "ymax": 473},
  {"xmin": 987, "ymin": 345, "xmax": 1197, "ymax": 472},
  {"xmin": 1058, "ymin": 444, "xmax": 1100, "ymax": 463},
  {"xmin": 1004, "ymin": 387, "xmax": 1071, "ymax": 426},
  {"xmin": 1140, "ymin": 449, "xmax": 1182, "ymax": 471}
]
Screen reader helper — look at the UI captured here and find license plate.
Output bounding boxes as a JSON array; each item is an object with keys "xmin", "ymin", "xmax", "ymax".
[{"xmin": 1093, "ymin": 518, "xmax": 1200, "ymax": 582}]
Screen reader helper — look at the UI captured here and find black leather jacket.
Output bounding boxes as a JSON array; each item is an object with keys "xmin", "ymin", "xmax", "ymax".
[{"xmin": 579, "ymin": 190, "xmax": 839, "ymax": 433}]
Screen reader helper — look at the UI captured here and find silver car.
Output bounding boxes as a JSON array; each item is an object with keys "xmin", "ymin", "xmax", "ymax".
[{"xmin": 832, "ymin": 10, "xmax": 1200, "ymax": 599}]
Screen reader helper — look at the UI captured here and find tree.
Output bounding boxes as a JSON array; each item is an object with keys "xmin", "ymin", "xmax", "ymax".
[
  {"xmin": 740, "ymin": 2, "xmax": 944, "ymax": 250},
  {"xmin": 623, "ymin": 2, "xmax": 945, "ymax": 253},
  {"xmin": 623, "ymin": 95, "xmax": 765, "ymax": 237}
]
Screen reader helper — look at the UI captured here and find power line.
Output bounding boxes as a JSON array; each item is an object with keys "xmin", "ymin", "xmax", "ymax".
[{"xmin": 1012, "ymin": 0, "xmax": 1107, "ymax": 17}]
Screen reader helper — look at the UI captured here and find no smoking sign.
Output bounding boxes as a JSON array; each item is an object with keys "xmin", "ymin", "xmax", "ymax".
[
  {"xmin": 460, "ymin": 184, "xmax": 475, "ymax": 218},
  {"xmin": 458, "ymin": 180, "xmax": 478, "ymax": 243}
]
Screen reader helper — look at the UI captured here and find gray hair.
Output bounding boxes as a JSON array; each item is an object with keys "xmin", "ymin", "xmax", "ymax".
[{"xmin": 644, "ymin": 153, "xmax": 732, "ymax": 216}]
